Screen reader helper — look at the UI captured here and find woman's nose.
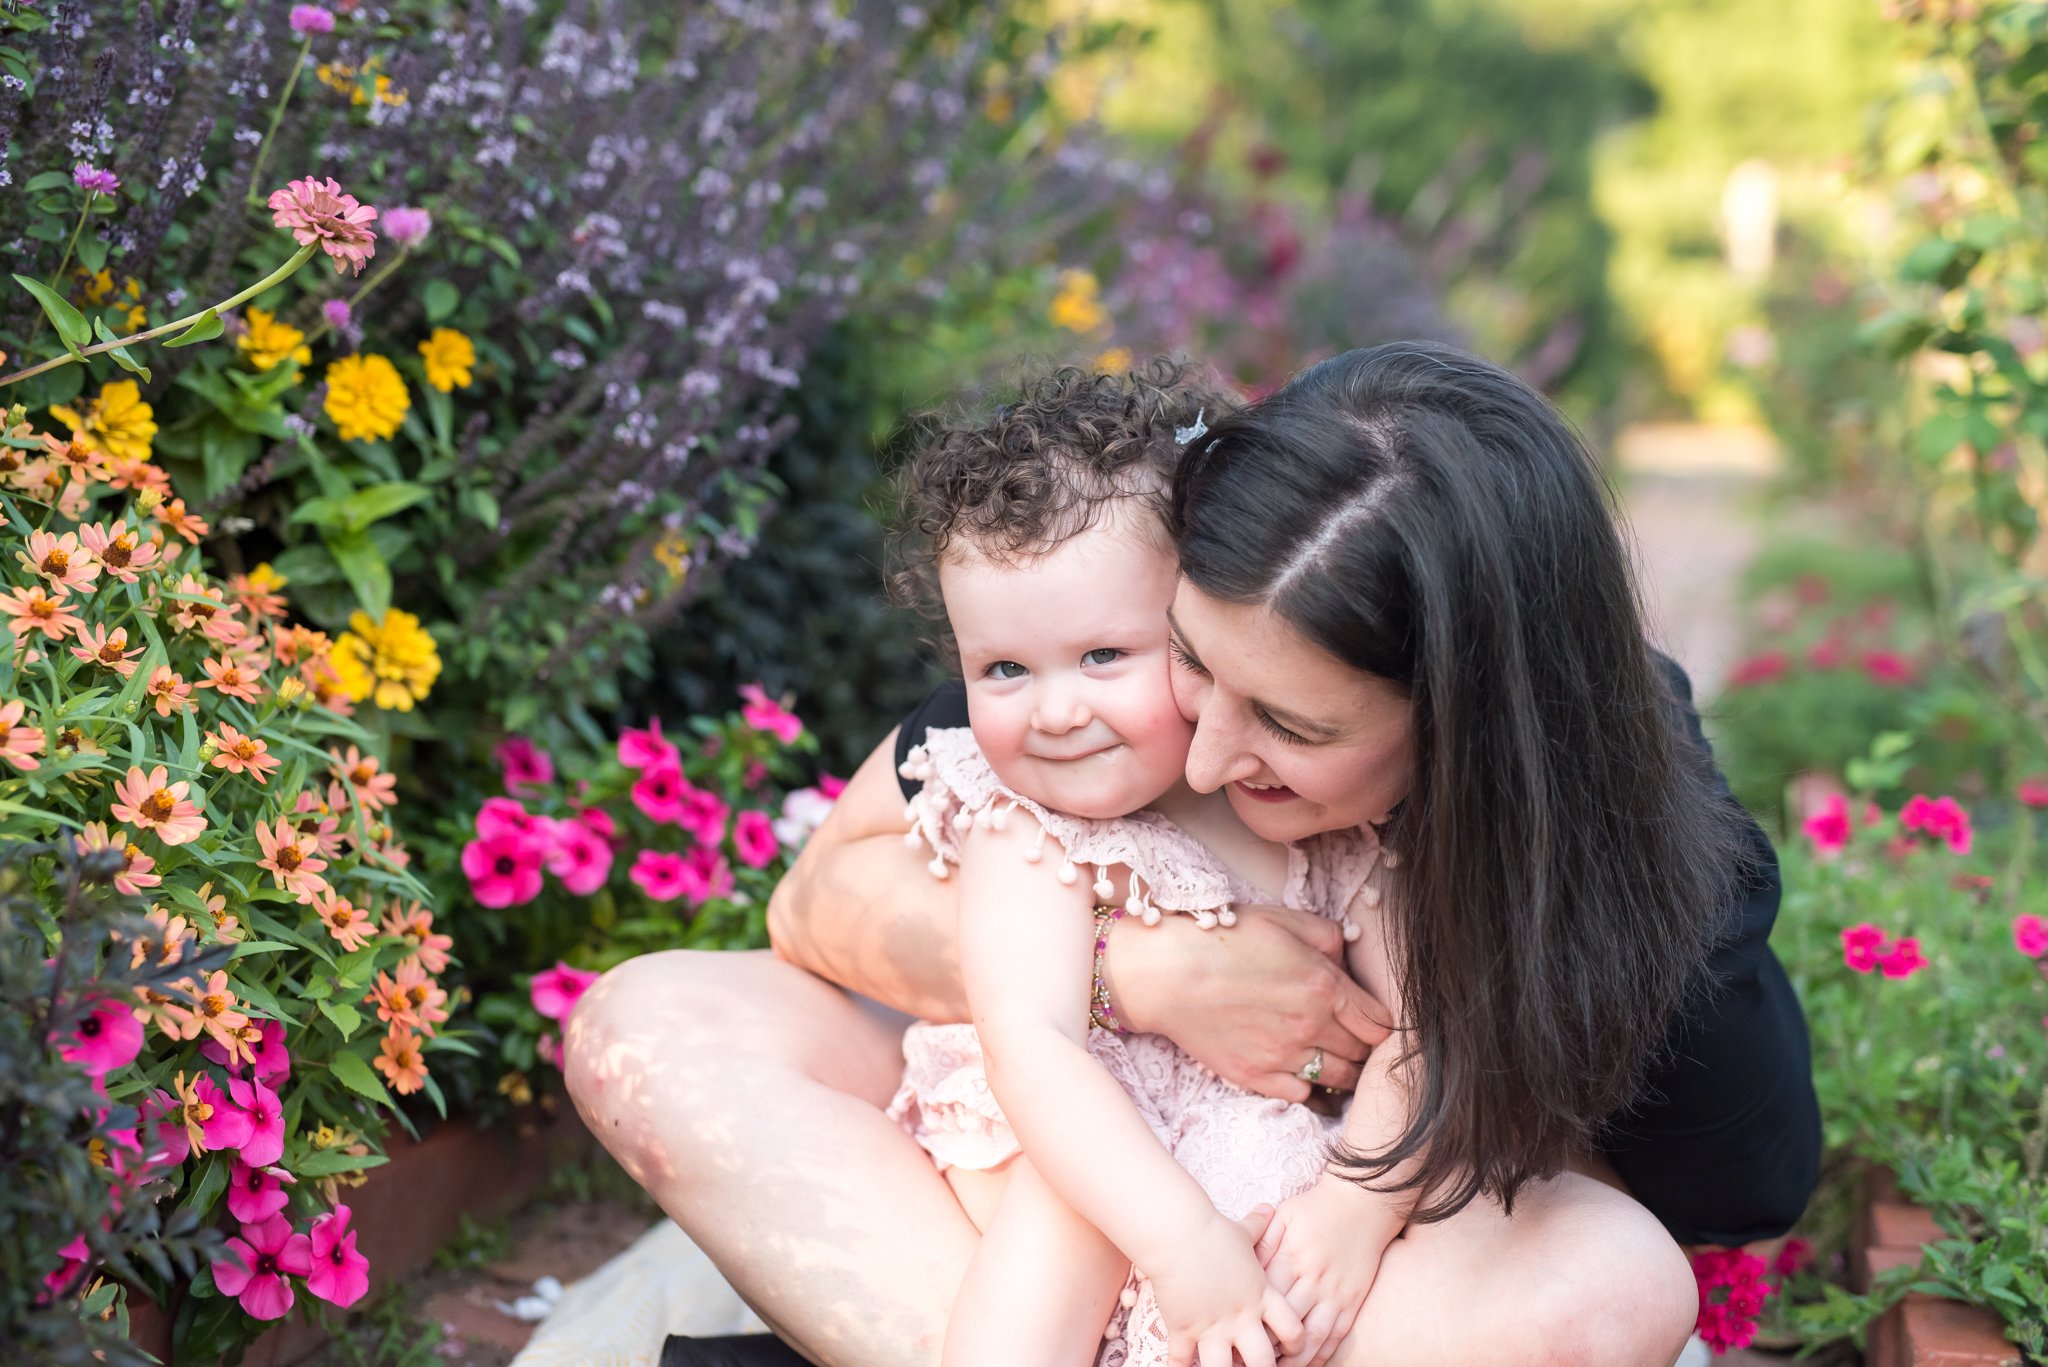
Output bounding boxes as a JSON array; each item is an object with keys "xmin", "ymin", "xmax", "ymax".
[{"xmin": 1182, "ymin": 708, "xmax": 1257, "ymax": 793}]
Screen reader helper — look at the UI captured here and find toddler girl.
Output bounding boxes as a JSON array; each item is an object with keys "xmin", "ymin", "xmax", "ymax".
[{"xmin": 884, "ymin": 362, "xmax": 1403, "ymax": 1367}]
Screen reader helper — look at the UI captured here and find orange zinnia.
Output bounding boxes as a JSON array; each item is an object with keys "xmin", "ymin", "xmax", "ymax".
[{"xmin": 110, "ymin": 765, "xmax": 208, "ymax": 845}]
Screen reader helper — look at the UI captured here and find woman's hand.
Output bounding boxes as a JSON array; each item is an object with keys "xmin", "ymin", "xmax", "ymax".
[
  {"xmin": 1148, "ymin": 1209, "xmax": 1305, "ymax": 1367},
  {"xmin": 1254, "ymin": 1177, "xmax": 1404, "ymax": 1367},
  {"xmin": 1110, "ymin": 903, "xmax": 1393, "ymax": 1101}
]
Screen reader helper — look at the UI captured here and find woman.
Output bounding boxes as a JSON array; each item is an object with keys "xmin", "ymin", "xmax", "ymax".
[{"xmin": 565, "ymin": 343, "xmax": 1819, "ymax": 1367}]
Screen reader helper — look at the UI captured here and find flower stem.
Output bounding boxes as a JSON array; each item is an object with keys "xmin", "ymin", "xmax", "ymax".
[
  {"xmin": 0, "ymin": 243, "xmax": 319, "ymax": 390},
  {"xmin": 300, "ymin": 247, "xmax": 411, "ymax": 352},
  {"xmin": 26, "ymin": 198, "xmax": 94, "ymax": 349},
  {"xmin": 246, "ymin": 37, "xmax": 314, "ymax": 207}
]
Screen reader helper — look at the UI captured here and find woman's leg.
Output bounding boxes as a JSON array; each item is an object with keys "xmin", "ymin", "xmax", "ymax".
[
  {"xmin": 944, "ymin": 1157, "xmax": 1129, "ymax": 1367},
  {"xmin": 1326, "ymin": 1169, "xmax": 1697, "ymax": 1367},
  {"xmin": 563, "ymin": 950, "xmax": 979, "ymax": 1367}
]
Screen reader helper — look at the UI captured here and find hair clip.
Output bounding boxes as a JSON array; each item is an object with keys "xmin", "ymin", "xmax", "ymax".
[{"xmin": 1174, "ymin": 408, "xmax": 1208, "ymax": 447}]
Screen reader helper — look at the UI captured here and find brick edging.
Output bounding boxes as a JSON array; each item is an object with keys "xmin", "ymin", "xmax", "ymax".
[{"xmin": 1855, "ymin": 1170, "xmax": 2021, "ymax": 1367}]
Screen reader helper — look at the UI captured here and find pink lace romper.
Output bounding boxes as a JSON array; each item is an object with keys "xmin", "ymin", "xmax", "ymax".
[{"xmin": 885, "ymin": 727, "xmax": 1387, "ymax": 1367}]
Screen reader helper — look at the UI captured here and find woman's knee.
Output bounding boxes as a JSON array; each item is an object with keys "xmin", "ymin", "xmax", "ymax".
[{"xmin": 1522, "ymin": 1193, "xmax": 1695, "ymax": 1367}]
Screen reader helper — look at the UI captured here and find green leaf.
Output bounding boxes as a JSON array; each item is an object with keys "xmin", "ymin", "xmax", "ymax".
[
  {"xmin": 13, "ymin": 272, "xmax": 91, "ymax": 349},
  {"xmin": 75, "ymin": 233, "xmax": 109, "ymax": 275},
  {"xmin": 295, "ymin": 1148, "xmax": 389, "ymax": 1177},
  {"xmin": 340, "ymin": 481, "xmax": 430, "ymax": 531},
  {"xmin": 423, "ymin": 279, "xmax": 461, "ymax": 323},
  {"xmin": 329, "ymin": 1050, "xmax": 395, "ymax": 1107},
  {"xmin": 319, "ymin": 1000, "xmax": 363, "ymax": 1039},
  {"xmin": 163, "ymin": 308, "xmax": 224, "ymax": 348},
  {"xmin": 325, "ymin": 529, "xmax": 392, "ymax": 619},
  {"xmin": 91, "ymin": 317, "xmax": 152, "ymax": 385},
  {"xmin": 24, "ymin": 170, "xmax": 73, "ymax": 193}
]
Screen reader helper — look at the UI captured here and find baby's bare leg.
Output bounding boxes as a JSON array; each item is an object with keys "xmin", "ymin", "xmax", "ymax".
[
  {"xmin": 564, "ymin": 950, "xmax": 978, "ymax": 1367},
  {"xmin": 944, "ymin": 1156, "xmax": 1128, "ymax": 1367}
]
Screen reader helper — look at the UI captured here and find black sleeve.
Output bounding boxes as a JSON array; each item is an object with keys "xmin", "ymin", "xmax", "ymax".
[
  {"xmin": 894, "ymin": 679, "xmax": 970, "ymax": 800},
  {"xmin": 1595, "ymin": 655, "xmax": 1822, "ymax": 1246}
]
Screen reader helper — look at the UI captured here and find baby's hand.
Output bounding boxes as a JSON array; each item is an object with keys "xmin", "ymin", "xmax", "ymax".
[
  {"xmin": 1254, "ymin": 1178, "xmax": 1403, "ymax": 1367},
  {"xmin": 1149, "ymin": 1210, "xmax": 1305, "ymax": 1367}
]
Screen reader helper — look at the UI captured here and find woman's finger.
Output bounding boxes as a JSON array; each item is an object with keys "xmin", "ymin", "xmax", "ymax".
[
  {"xmin": 1300, "ymin": 1050, "xmax": 1364, "ymax": 1093},
  {"xmin": 1331, "ymin": 980, "xmax": 1395, "ymax": 1050},
  {"xmin": 1311, "ymin": 1305, "xmax": 1359, "ymax": 1367},
  {"xmin": 1284, "ymin": 1301, "xmax": 1338, "ymax": 1367},
  {"xmin": 1238, "ymin": 902, "xmax": 1349, "ymax": 962},
  {"xmin": 1264, "ymin": 1289, "xmax": 1307, "ymax": 1358}
]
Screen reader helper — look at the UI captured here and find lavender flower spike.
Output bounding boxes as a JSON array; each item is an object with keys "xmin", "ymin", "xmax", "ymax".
[
  {"xmin": 73, "ymin": 163, "xmax": 120, "ymax": 196},
  {"xmin": 380, "ymin": 206, "xmax": 432, "ymax": 249},
  {"xmin": 289, "ymin": 6, "xmax": 336, "ymax": 35}
]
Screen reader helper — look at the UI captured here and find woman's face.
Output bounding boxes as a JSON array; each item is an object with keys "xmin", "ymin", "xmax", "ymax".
[{"xmin": 1167, "ymin": 580, "xmax": 1416, "ymax": 844}]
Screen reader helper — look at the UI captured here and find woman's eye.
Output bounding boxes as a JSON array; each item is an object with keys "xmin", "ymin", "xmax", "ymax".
[
  {"xmin": 987, "ymin": 660, "xmax": 1027, "ymax": 680},
  {"xmin": 1083, "ymin": 648, "xmax": 1123, "ymax": 666},
  {"xmin": 1167, "ymin": 639, "xmax": 1207, "ymax": 675},
  {"xmin": 1255, "ymin": 708, "xmax": 1307, "ymax": 745}
]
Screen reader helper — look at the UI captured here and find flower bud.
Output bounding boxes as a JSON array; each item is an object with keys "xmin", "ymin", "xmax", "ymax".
[
  {"xmin": 277, "ymin": 676, "xmax": 306, "ymax": 705},
  {"xmin": 134, "ymin": 485, "xmax": 165, "ymax": 514},
  {"xmin": 196, "ymin": 741, "xmax": 219, "ymax": 763},
  {"xmin": 123, "ymin": 700, "xmax": 139, "ymax": 716}
]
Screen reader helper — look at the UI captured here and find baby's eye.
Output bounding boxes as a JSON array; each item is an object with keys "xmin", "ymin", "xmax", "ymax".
[
  {"xmin": 986, "ymin": 660, "xmax": 1028, "ymax": 680},
  {"xmin": 1082, "ymin": 648, "xmax": 1123, "ymax": 666}
]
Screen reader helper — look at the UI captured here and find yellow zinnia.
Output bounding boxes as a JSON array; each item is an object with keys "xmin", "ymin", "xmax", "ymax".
[
  {"xmin": 417, "ymin": 328, "xmax": 476, "ymax": 393},
  {"xmin": 323, "ymin": 354, "xmax": 410, "ymax": 443},
  {"xmin": 239, "ymin": 307, "xmax": 313, "ymax": 372},
  {"xmin": 49, "ymin": 380, "xmax": 157, "ymax": 463},
  {"xmin": 1093, "ymin": 346, "xmax": 1135, "ymax": 375},
  {"xmin": 1049, "ymin": 269, "xmax": 1108, "ymax": 334},
  {"xmin": 329, "ymin": 608, "xmax": 441, "ymax": 712}
]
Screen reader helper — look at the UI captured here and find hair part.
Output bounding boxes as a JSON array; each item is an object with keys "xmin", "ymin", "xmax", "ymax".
[
  {"xmin": 889, "ymin": 357, "xmax": 1231, "ymax": 659},
  {"xmin": 1172, "ymin": 341, "xmax": 1757, "ymax": 1222}
]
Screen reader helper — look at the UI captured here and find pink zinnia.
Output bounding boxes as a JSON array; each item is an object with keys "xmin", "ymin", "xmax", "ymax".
[
  {"xmin": 630, "ymin": 848, "xmax": 692, "ymax": 902},
  {"xmin": 678, "ymin": 845, "xmax": 735, "ymax": 906},
  {"xmin": 1692, "ymin": 1246, "xmax": 1772, "ymax": 1353},
  {"xmin": 213, "ymin": 1214, "xmax": 312, "ymax": 1321},
  {"xmin": 228, "ymin": 1076, "xmax": 286, "ymax": 1167},
  {"xmin": 618, "ymin": 717, "xmax": 678, "ymax": 770},
  {"xmin": 495, "ymin": 735, "xmax": 554, "ymax": 792},
  {"xmin": 1801, "ymin": 794, "xmax": 1851, "ymax": 855},
  {"xmin": 73, "ymin": 162, "xmax": 119, "ymax": 196},
  {"xmin": 110, "ymin": 764, "xmax": 208, "ymax": 845},
  {"xmin": 58, "ymin": 994, "xmax": 144, "ymax": 1081},
  {"xmin": 738, "ymin": 683, "xmax": 803, "ymax": 744},
  {"xmin": 1877, "ymin": 936, "xmax": 1929, "ymax": 980},
  {"xmin": 676, "ymin": 781, "xmax": 729, "ymax": 846},
  {"xmin": 2013, "ymin": 913, "xmax": 2048, "ymax": 959},
  {"xmin": 1840, "ymin": 923, "xmax": 1889, "ymax": 975},
  {"xmin": 462, "ymin": 829, "xmax": 545, "ymax": 907},
  {"xmin": 267, "ymin": 177, "xmax": 378, "ymax": 276},
  {"xmin": 227, "ymin": 1159, "xmax": 290, "ymax": 1223},
  {"xmin": 732, "ymin": 810, "xmax": 778, "ymax": 869},
  {"xmin": 288, "ymin": 5, "xmax": 335, "ymax": 35},
  {"xmin": 530, "ymin": 961, "xmax": 600, "ymax": 1023},
  {"xmin": 306, "ymin": 1205, "xmax": 370, "ymax": 1308},
  {"xmin": 545, "ymin": 818, "xmax": 613, "ymax": 895},
  {"xmin": 380, "ymin": 205, "xmax": 433, "ymax": 248},
  {"xmin": 631, "ymin": 763, "xmax": 688, "ymax": 823}
]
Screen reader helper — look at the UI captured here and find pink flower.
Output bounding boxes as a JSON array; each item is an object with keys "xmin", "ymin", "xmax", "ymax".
[
  {"xmin": 1807, "ymin": 637, "xmax": 1845, "ymax": 669},
  {"xmin": 545, "ymin": 818, "xmax": 613, "ymax": 895},
  {"xmin": 321, "ymin": 298, "xmax": 353, "ymax": 331},
  {"xmin": 267, "ymin": 177, "xmax": 378, "ymax": 276},
  {"xmin": 1692, "ymin": 1247, "xmax": 1772, "ymax": 1353},
  {"xmin": 58, "ymin": 994, "xmax": 143, "ymax": 1081},
  {"xmin": 575, "ymin": 805, "xmax": 622, "ymax": 847},
  {"xmin": 738, "ymin": 683, "xmax": 803, "ymax": 744},
  {"xmin": 1861, "ymin": 650, "xmax": 1915, "ymax": 686},
  {"xmin": 817, "ymin": 773, "xmax": 847, "ymax": 799},
  {"xmin": 1801, "ymin": 794, "xmax": 1851, "ymax": 854},
  {"xmin": 530, "ymin": 962, "xmax": 600, "ymax": 1023},
  {"xmin": 228, "ymin": 1076, "xmax": 286, "ymax": 1167},
  {"xmin": 1878, "ymin": 936, "xmax": 1929, "ymax": 980},
  {"xmin": 743, "ymin": 760, "xmax": 770, "ymax": 790},
  {"xmin": 2014, "ymin": 914, "xmax": 2048, "ymax": 959},
  {"xmin": 631, "ymin": 763, "xmax": 688, "ymax": 823},
  {"xmin": 288, "ymin": 5, "xmax": 335, "ymax": 35},
  {"xmin": 630, "ymin": 848, "xmax": 692, "ymax": 902},
  {"xmin": 213, "ymin": 1214, "xmax": 312, "ymax": 1321},
  {"xmin": 137, "ymin": 1088, "xmax": 192, "ymax": 1172},
  {"xmin": 73, "ymin": 162, "xmax": 119, "ymax": 196},
  {"xmin": 495, "ymin": 736, "xmax": 554, "ymax": 792},
  {"xmin": 1770, "ymin": 1237, "xmax": 1811, "ymax": 1279},
  {"xmin": 462, "ymin": 830, "xmax": 545, "ymax": 908},
  {"xmin": 227, "ymin": 1159, "xmax": 290, "ymax": 1223},
  {"xmin": 732, "ymin": 810, "xmax": 778, "ymax": 869},
  {"xmin": 1725, "ymin": 652, "xmax": 1789, "ymax": 689},
  {"xmin": 306, "ymin": 1205, "xmax": 371, "ymax": 1308},
  {"xmin": 676, "ymin": 781, "xmax": 729, "ymax": 846},
  {"xmin": 2018, "ymin": 776, "xmax": 2048, "ymax": 808},
  {"xmin": 43, "ymin": 1234, "xmax": 90, "ymax": 1301},
  {"xmin": 678, "ymin": 846, "xmax": 735, "ymax": 906},
  {"xmin": 379, "ymin": 205, "xmax": 433, "ymax": 249},
  {"xmin": 193, "ymin": 1074, "xmax": 253, "ymax": 1153},
  {"xmin": 475, "ymin": 795, "xmax": 545, "ymax": 841},
  {"xmin": 1841, "ymin": 923, "xmax": 1890, "ymax": 975},
  {"xmin": 618, "ymin": 718, "xmax": 678, "ymax": 771},
  {"xmin": 1901, "ymin": 794, "xmax": 1973, "ymax": 854}
]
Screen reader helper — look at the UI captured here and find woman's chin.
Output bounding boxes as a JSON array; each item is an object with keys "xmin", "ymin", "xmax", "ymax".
[{"xmin": 1224, "ymin": 784, "xmax": 1321, "ymax": 842}]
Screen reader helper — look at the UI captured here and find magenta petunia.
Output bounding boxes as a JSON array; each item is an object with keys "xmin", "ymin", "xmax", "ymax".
[
  {"xmin": 474, "ymin": 795, "xmax": 544, "ymax": 841},
  {"xmin": 574, "ymin": 805, "xmax": 622, "ymax": 848},
  {"xmin": 213, "ymin": 1214, "xmax": 312, "ymax": 1321},
  {"xmin": 44, "ymin": 1234, "xmax": 90, "ymax": 1302},
  {"xmin": 816, "ymin": 772, "xmax": 847, "ymax": 799},
  {"xmin": 495, "ymin": 735, "xmax": 555, "ymax": 792},
  {"xmin": 545, "ymin": 818, "xmax": 613, "ymax": 895},
  {"xmin": 738, "ymin": 683, "xmax": 803, "ymax": 744},
  {"xmin": 227, "ymin": 1159, "xmax": 291, "ymax": 1223},
  {"xmin": 732, "ymin": 810, "xmax": 778, "ymax": 869},
  {"xmin": 462, "ymin": 830, "xmax": 546, "ymax": 908},
  {"xmin": 228, "ymin": 1076, "xmax": 286, "ymax": 1168},
  {"xmin": 675, "ymin": 782, "xmax": 728, "ymax": 847},
  {"xmin": 201, "ymin": 1017, "xmax": 291, "ymax": 1082},
  {"xmin": 677, "ymin": 845, "xmax": 735, "ymax": 907},
  {"xmin": 267, "ymin": 176, "xmax": 379, "ymax": 276},
  {"xmin": 307, "ymin": 1205, "xmax": 371, "ymax": 1308},
  {"xmin": 629, "ymin": 848, "xmax": 692, "ymax": 902},
  {"xmin": 193, "ymin": 1073, "xmax": 254, "ymax": 1153},
  {"xmin": 58, "ymin": 994, "xmax": 144, "ymax": 1081},
  {"xmin": 631, "ymin": 763, "xmax": 688, "ymax": 823},
  {"xmin": 137, "ymin": 1087, "xmax": 192, "ymax": 1172},
  {"xmin": 530, "ymin": 962, "xmax": 600, "ymax": 1022},
  {"xmin": 618, "ymin": 717, "xmax": 678, "ymax": 771}
]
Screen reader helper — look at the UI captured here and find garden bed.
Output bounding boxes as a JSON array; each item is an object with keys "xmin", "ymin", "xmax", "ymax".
[{"xmin": 1854, "ymin": 1172, "xmax": 2023, "ymax": 1367}]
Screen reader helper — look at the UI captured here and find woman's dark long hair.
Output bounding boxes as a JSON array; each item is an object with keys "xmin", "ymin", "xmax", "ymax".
[{"xmin": 1170, "ymin": 342, "xmax": 1754, "ymax": 1222}]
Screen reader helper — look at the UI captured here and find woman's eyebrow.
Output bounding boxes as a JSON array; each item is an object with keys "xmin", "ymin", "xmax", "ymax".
[{"xmin": 1168, "ymin": 608, "xmax": 1344, "ymax": 739}]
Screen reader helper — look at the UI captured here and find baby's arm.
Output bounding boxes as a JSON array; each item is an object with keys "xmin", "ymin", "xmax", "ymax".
[
  {"xmin": 1254, "ymin": 906, "xmax": 1418, "ymax": 1367},
  {"xmin": 955, "ymin": 813, "xmax": 1302, "ymax": 1367}
]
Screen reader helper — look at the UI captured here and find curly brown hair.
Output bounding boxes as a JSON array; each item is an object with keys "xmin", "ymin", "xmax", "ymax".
[{"xmin": 889, "ymin": 357, "xmax": 1234, "ymax": 653}]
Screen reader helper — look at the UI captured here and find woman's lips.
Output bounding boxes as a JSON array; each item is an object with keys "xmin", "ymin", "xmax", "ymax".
[{"xmin": 1234, "ymin": 780, "xmax": 1296, "ymax": 803}]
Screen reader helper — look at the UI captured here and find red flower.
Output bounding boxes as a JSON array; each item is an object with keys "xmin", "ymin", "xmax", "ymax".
[
  {"xmin": 1725, "ymin": 651, "xmax": 1789, "ymax": 688},
  {"xmin": 2018, "ymin": 776, "xmax": 2048, "ymax": 808},
  {"xmin": 1841, "ymin": 923, "xmax": 1890, "ymax": 975},
  {"xmin": 1801, "ymin": 794, "xmax": 1851, "ymax": 854},
  {"xmin": 1692, "ymin": 1246, "xmax": 1773, "ymax": 1353},
  {"xmin": 1860, "ymin": 650, "xmax": 1915, "ymax": 686},
  {"xmin": 1807, "ymin": 637, "xmax": 1845, "ymax": 670},
  {"xmin": 1877, "ymin": 936, "xmax": 1929, "ymax": 980},
  {"xmin": 2014, "ymin": 913, "xmax": 2048, "ymax": 959},
  {"xmin": 1901, "ymin": 794, "xmax": 1973, "ymax": 854},
  {"xmin": 1770, "ymin": 1237, "xmax": 1811, "ymax": 1279},
  {"xmin": 531, "ymin": 962, "xmax": 600, "ymax": 1022}
]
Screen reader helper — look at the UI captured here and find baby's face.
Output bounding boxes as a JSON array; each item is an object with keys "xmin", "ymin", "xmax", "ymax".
[{"xmin": 941, "ymin": 516, "xmax": 1192, "ymax": 820}]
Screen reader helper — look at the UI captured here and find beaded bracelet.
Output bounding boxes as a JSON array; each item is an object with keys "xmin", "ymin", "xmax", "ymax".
[{"xmin": 1088, "ymin": 905, "xmax": 1127, "ymax": 1035}]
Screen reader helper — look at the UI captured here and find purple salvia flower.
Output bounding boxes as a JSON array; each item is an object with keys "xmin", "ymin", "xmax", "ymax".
[
  {"xmin": 288, "ymin": 6, "xmax": 336, "ymax": 36},
  {"xmin": 72, "ymin": 162, "xmax": 119, "ymax": 195},
  {"xmin": 380, "ymin": 205, "xmax": 432, "ymax": 248}
]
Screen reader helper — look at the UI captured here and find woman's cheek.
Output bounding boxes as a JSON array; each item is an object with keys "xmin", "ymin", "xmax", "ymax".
[{"xmin": 1169, "ymin": 666, "xmax": 1205, "ymax": 723}]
